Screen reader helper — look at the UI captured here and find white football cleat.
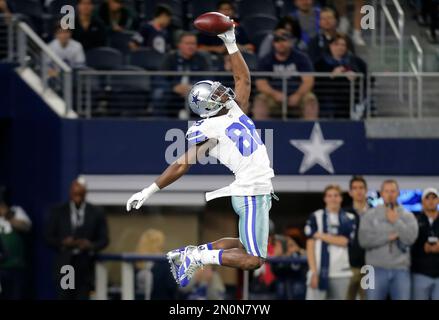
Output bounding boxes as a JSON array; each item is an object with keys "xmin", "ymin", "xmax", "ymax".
[{"xmin": 177, "ymin": 246, "xmax": 203, "ymax": 287}]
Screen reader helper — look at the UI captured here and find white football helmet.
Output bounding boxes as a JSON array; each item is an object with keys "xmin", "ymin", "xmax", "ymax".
[{"xmin": 187, "ymin": 80, "xmax": 235, "ymax": 118}]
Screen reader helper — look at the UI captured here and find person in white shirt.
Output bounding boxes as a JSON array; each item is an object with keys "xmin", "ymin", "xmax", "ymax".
[
  {"xmin": 305, "ymin": 184, "xmax": 355, "ymax": 300},
  {"xmin": 48, "ymin": 25, "xmax": 85, "ymax": 68}
]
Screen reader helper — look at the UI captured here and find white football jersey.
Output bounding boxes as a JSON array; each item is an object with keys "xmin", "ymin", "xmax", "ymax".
[{"xmin": 186, "ymin": 100, "xmax": 275, "ymax": 201}]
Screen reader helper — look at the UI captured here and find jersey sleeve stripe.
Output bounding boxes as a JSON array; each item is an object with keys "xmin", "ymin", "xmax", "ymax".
[
  {"xmin": 187, "ymin": 134, "xmax": 208, "ymax": 145},
  {"xmin": 186, "ymin": 130, "xmax": 203, "ymax": 139}
]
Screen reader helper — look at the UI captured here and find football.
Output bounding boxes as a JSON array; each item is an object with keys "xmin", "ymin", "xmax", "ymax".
[{"xmin": 194, "ymin": 12, "xmax": 233, "ymax": 35}]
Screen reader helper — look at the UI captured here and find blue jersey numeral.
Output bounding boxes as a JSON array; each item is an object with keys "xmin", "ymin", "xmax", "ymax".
[{"xmin": 225, "ymin": 115, "xmax": 263, "ymax": 156}]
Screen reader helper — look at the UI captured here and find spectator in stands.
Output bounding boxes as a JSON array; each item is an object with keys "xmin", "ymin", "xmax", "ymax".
[
  {"xmin": 251, "ymin": 94, "xmax": 273, "ymax": 120},
  {"xmin": 420, "ymin": 0, "xmax": 439, "ymax": 43},
  {"xmin": 155, "ymin": 32, "xmax": 211, "ymax": 118},
  {"xmin": 45, "ymin": 177, "xmax": 109, "ymax": 300},
  {"xmin": 0, "ymin": 186, "xmax": 31, "ymax": 300},
  {"xmin": 129, "ymin": 5, "xmax": 173, "ymax": 53},
  {"xmin": 411, "ymin": 188, "xmax": 439, "ymax": 300},
  {"xmin": 197, "ymin": 0, "xmax": 254, "ymax": 55},
  {"xmin": 258, "ymin": 16, "xmax": 306, "ymax": 60},
  {"xmin": 0, "ymin": 0, "xmax": 12, "ymax": 24},
  {"xmin": 307, "ymin": 7, "xmax": 355, "ymax": 64},
  {"xmin": 333, "ymin": 0, "xmax": 366, "ymax": 46},
  {"xmin": 305, "ymin": 184, "xmax": 355, "ymax": 300},
  {"xmin": 314, "ymin": 32, "xmax": 365, "ymax": 118},
  {"xmin": 96, "ymin": 0, "xmax": 137, "ymax": 32},
  {"xmin": 344, "ymin": 176, "xmax": 369, "ymax": 300},
  {"xmin": 72, "ymin": 0, "xmax": 107, "ymax": 52},
  {"xmin": 256, "ymin": 28, "xmax": 314, "ymax": 118},
  {"xmin": 290, "ymin": 0, "xmax": 321, "ymax": 45},
  {"xmin": 135, "ymin": 229, "xmax": 177, "ymax": 300},
  {"xmin": 300, "ymin": 92, "xmax": 319, "ymax": 120},
  {"xmin": 271, "ymin": 234, "xmax": 307, "ymax": 300},
  {"xmin": 359, "ymin": 179, "xmax": 418, "ymax": 300},
  {"xmin": 180, "ymin": 266, "xmax": 225, "ymax": 300},
  {"xmin": 48, "ymin": 25, "xmax": 86, "ymax": 69}
]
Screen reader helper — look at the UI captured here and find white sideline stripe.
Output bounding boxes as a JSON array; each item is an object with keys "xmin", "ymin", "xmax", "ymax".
[{"xmin": 16, "ymin": 67, "xmax": 77, "ymax": 119}]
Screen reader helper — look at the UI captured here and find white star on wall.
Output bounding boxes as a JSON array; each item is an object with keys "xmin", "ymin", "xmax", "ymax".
[{"xmin": 290, "ymin": 123, "xmax": 344, "ymax": 174}]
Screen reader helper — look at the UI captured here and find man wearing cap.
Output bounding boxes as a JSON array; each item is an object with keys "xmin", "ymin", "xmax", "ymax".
[
  {"xmin": 45, "ymin": 178, "xmax": 109, "ymax": 300},
  {"xmin": 256, "ymin": 26, "xmax": 314, "ymax": 117},
  {"xmin": 411, "ymin": 188, "xmax": 439, "ymax": 300}
]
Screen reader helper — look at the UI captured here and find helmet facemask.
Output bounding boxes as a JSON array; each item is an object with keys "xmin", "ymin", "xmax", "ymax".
[
  {"xmin": 203, "ymin": 82, "xmax": 235, "ymax": 117},
  {"xmin": 188, "ymin": 81, "xmax": 236, "ymax": 118}
]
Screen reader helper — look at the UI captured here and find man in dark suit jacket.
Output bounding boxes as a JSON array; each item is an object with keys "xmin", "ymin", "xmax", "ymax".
[{"xmin": 45, "ymin": 178, "xmax": 109, "ymax": 300}]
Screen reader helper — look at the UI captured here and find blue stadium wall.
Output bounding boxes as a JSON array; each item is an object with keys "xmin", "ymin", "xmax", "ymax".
[{"xmin": 1, "ymin": 63, "xmax": 439, "ymax": 298}]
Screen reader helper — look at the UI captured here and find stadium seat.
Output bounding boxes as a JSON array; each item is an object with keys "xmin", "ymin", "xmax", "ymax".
[
  {"xmin": 241, "ymin": 14, "xmax": 278, "ymax": 49},
  {"xmin": 86, "ymin": 47, "xmax": 124, "ymax": 70},
  {"xmin": 13, "ymin": 0, "xmax": 44, "ymax": 17},
  {"xmin": 109, "ymin": 31, "xmax": 136, "ymax": 54},
  {"xmin": 238, "ymin": 0, "xmax": 277, "ymax": 20},
  {"xmin": 128, "ymin": 48, "xmax": 164, "ymax": 70},
  {"xmin": 189, "ymin": 0, "xmax": 217, "ymax": 19},
  {"xmin": 105, "ymin": 65, "xmax": 151, "ymax": 116}
]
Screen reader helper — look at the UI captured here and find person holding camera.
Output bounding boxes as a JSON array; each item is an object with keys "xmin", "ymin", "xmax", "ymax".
[
  {"xmin": 411, "ymin": 188, "xmax": 439, "ymax": 300},
  {"xmin": 0, "ymin": 186, "xmax": 32, "ymax": 300},
  {"xmin": 359, "ymin": 179, "xmax": 418, "ymax": 300}
]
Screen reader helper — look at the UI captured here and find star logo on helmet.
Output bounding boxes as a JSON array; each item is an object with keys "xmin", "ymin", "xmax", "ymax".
[{"xmin": 192, "ymin": 92, "xmax": 200, "ymax": 105}]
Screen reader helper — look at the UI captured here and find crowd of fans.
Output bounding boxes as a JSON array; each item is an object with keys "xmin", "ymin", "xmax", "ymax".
[
  {"xmin": 1, "ymin": 0, "xmax": 371, "ymax": 119},
  {"xmin": 253, "ymin": 177, "xmax": 439, "ymax": 300},
  {"xmin": 1, "ymin": 176, "xmax": 438, "ymax": 300}
]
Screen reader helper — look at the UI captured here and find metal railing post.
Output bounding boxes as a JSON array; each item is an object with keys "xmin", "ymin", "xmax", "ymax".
[
  {"xmin": 86, "ymin": 75, "xmax": 92, "ymax": 119},
  {"xmin": 408, "ymin": 36, "xmax": 423, "ymax": 118},
  {"xmin": 380, "ymin": 0, "xmax": 385, "ymax": 65},
  {"xmin": 350, "ymin": 77, "xmax": 355, "ymax": 120},
  {"xmin": 17, "ymin": 26, "xmax": 26, "ymax": 67},
  {"xmin": 121, "ymin": 261, "xmax": 135, "ymax": 300},
  {"xmin": 95, "ymin": 262, "xmax": 108, "ymax": 300},
  {"xmin": 371, "ymin": 0, "xmax": 378, "ymax": 47},
  {"xmin": 63, "ymin": 71, "xmax": 73, "ymax": 115},
  {"xmin": 282, "ymin": 75, "xmax": 287, "ymax": 120},
  {"xmin": 7, "ymin": 16, "xmax": 15, "ymax": 61},
  {"xmin": 41, "ymin": 52, "xmax": 48, "ymax": 90},
  {"xmin": 243, "ymin": 270, "xmax": 249, "ymax": 300},
  {"xmin": 366, "ymin": 73, "xmax": 372, "ymax": 118},
  {"xmin": 77, "ymin": 72, "xmax": 82, "ymax": 115},
  {"xmin": 398, "ymin": 4, "xmax": 404, "ymax": 102}
]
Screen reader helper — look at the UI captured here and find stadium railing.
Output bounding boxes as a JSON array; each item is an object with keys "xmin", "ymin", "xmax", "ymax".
[
  {"xmin": 95, "ymin": 253, "xmax": 308, "ymax": 300},
  {"xmin": 0, "ymin": 14, "xmax": 16, "ymax": 61},
  {"xmin": 9, "ymin": 19, "xmax": 73, "ymax": 114},
  {"xmin": 76, "ymin": 70, "xmax": 365, "ymax": 120},
  {"xmin": 378, "ymin": 0, "xmax": 404, "ymax": 99}
]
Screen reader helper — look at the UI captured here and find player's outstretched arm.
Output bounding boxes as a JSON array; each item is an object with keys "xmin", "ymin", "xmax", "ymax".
[
  {"xmin": 126, "ymin": 139, "xmax": 217, "ymax": 211},
  {"xmin": 218, "ymin": 23, "xmax": 251, "ymax": 110}
]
